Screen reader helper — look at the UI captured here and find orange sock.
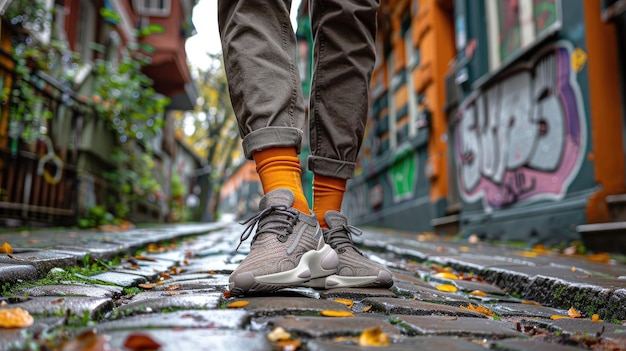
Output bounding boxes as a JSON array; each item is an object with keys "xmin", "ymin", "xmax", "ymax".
[
  {"xmin": 312, "ymin": 174, "xmax": 347, "ymax": 229},
  {"xmin": 253, "ymin": 147, "xmax": 310, "ymax": 214}
]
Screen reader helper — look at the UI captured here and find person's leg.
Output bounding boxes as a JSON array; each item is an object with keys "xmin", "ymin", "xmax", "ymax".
[
  {"xmin": 307, "ymin": 0, "xmax": 378, "ymax": 226},
  {"xmin": 307, "ymin": 0, "xmax": 393, "ymax": 289},
  {"xmin": 218, "ymin": 0, "xmax": 338, "ymax": 295},
  {"xmin": 218, "ymin": 0, "xmax": 309, "ymax": 214}
]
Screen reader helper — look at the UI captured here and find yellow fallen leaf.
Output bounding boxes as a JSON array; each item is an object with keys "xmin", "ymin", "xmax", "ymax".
[
  {"xmin": 469, "ymin": 290, "xmax": 487, "ymax": 297},
  {"xmin": 0, "ymin": 242, "xmax": 13, "ymax": 254},
  {"xmin": 333, "ymin": 298, "xmax": 354, "ymax": 309},
  {"xmin": 568, "ymin": 307, "xmax": 582, "ymax": 318},
  {"xmin": 146, "ymin": 243, "xmax": 162, "ymax": 253},
  {"xmin": 227, "ymin": 301, "xmax": 249, "ymax": 308},
  {"xmin": 550, "ymin": 315, "xmax": 571, "ymax": 320},
  {"xmin": 134, "ymin": 255, "xmax": 157, "ymax": 262},
  {"xmin": 358, "ymin": 327, "xmax": 390, "ymax": 347},
  {"xmin": 436, "ymin": 284, "xmax": 458, "ymax": 293},
  {"xmin": 522, "ymin": 300, "xmax": 542, "ymax": 306},
  {"xmin": 267, "ymin": 327, "xmax": 291, "ymax": 342},
  {"xmin": 591, "ymin": 314, "xmax": 603, "ymax": 322},
  {"xmin": 433, "ymin": 272, "xmax": 459, "ymax": 280},
  {"xmin": 533, "ymin": 244, "xmax": 548, "ymax": 253},
  {"xmin": 459, "ymin": 246, "xmax": 471, "ymax": 252},
  {"xmin": 587, "ymin": 253, "xmax": 610, "ymax": 264},
  {"xmin": 0, "ymin": 307, "xmax": 34, "ymax": 328},
  {"xmin": 138, "ymin": 283, "xmax": 155, "ymax": 289},
  {"xmin": 320, "ymin": 310, "xmax": 354, "ymax": 317},
  {"xmin": 460, "ymin": 303, "xmax": 493, "ymax": 316},
  {"xmin": 362, "ymin": 305, "xmax": 372, "ymax": 312},
  {"xmin": 515, "ymin": 251, "xmax": 538, "ymax": 258}
]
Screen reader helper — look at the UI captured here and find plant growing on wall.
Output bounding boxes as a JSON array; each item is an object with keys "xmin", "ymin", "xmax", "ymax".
[
  {"xmin": 91, "ymin": 8, "xmax": 170, "ymax": 219},
  {"xmin": 1, "ymin": 0, "xmax": 77, "ymax": 153},
  {"xmin": 1, "ymin": 0, "xmax": 170, "ymax": 223}
]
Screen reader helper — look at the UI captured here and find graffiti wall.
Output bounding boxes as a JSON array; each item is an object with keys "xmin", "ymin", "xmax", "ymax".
[{"xmin": 455, "ymin": 42, "xmax": 586, "ymax": 210}]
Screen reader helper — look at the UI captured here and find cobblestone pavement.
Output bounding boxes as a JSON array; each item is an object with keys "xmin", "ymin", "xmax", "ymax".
[{"xmin": 1, "ymin": 222, "xmax": 626, "ymax": 350}]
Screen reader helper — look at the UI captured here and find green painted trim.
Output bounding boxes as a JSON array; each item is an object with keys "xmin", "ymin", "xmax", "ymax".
[{"xmin": 350, "ymin": 128, "xmax": 429, "ymax": 179}]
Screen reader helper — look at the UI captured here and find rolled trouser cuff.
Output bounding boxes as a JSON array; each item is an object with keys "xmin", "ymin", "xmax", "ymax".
[
  {"xmin": 242, "ymin": 126, "xmax": 303, "ymax": 159},
  {"xmin": 307, "ymin": 155, "xmax": 355, "ymax": 179}
]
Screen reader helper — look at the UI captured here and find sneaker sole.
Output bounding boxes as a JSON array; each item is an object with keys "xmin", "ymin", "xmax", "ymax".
[
  {"xmin": 303, "ymin": 270, "xmax": 394, "ymax": 289},
  {"xmin": 229, "ymin": 243, "xmax": 338, "ymax": 294}
]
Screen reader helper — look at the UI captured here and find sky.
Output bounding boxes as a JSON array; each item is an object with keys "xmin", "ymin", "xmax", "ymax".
[{"xmin": 185, "ymin": 0, "xmax": 301, "ymax": 71}]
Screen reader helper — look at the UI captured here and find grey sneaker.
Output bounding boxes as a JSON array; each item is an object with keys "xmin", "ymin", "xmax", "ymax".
[
  {"xmin": 229, "ymin": 189, "xmax": 339, "ymax": 295},
  {"xmin": 305, "ymin": 211, "xmax": 393, "ymax": 289}
]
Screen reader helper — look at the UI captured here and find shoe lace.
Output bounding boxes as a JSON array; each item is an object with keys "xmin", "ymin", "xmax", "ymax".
[
  {"xmin": 325, "ymin": 224, "xmax": 363, "ymax": 254},
  {"xmin": 236, "ymin": 205, "xmax": 298, "ymax": 250}
]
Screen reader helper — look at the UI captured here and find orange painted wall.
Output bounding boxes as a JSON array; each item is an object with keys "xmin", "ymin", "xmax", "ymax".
[
  {"xmin": 414, "ymin": 0, "xmax": 455, "ymax": 202},
  {"xmin": 377, "ymin": 0, "xmax": 455, "ymax": 203},
  {"xmin": 583, "ymin": 2, "xmax": 626, "ymax": 223}
]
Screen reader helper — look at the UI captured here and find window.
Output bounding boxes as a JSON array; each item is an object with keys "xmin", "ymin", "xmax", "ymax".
[
  {"xmin": 486, "ymin": 0, "xmax": 560, "ymax": 70},
  {"xmin": 403, "ymin": 13, "xmax": 419, "ymax": 137},
  {"xmin": 133, "ymin": 0, "xmax": 171, "ymax": 17},
  {"xmin": 386, "ymin": 52, "xmax": 397, "ymax": 149}
]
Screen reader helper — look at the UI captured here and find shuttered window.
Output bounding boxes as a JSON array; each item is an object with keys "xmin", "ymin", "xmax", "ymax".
[{"xmin": 133, "ymin": 0, "xmax": 171, "ymax": 17}]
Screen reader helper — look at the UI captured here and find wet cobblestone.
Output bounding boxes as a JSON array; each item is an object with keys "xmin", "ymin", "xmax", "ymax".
[{"xmin": 0, "ymin": 222, "xmax": 625, "ymax": 350}]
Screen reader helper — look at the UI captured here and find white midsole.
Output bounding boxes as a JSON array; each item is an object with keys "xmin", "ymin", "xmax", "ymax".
[
  {"xmin": 304, "ymin": 275, "xmax": 379, "ymax": 289},
  {"xmin": 254, "ymin": 244, "xmax": 338, "ymax": 284}
]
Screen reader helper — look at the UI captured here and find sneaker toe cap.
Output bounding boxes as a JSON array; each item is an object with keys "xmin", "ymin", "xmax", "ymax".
[
  {"xmin": 230, "ymin": 271, "xmax": 256, "ymax": 295},
  {"xmin": 378, "ymin": 269, "xmax": 394, "ymax": 287}
]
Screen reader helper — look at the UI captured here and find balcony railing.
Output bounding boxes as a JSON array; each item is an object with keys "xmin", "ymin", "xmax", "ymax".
[{"xmin": 0, "ymin": 46, "xmax": 91, "ymax": 226}]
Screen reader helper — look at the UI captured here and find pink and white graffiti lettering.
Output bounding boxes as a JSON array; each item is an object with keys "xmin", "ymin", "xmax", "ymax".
[{"xmin": 455, "ymin": 42, "xmax": 586, "ymax": 209}]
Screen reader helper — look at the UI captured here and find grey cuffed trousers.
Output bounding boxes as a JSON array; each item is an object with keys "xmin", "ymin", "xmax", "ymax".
[{"xmin": 218, "ymin": 0, "xmax": 379, "ymax": 179}]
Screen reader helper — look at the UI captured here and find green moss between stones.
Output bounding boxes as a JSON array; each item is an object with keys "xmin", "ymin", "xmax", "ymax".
[{"xmin": 553, "ymin": 285, "xmax": 566, "ymax": 299}]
